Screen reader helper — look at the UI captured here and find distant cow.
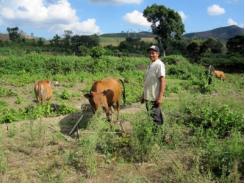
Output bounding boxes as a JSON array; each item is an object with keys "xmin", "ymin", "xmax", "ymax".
[
  {"xmin": 84, "ymin": 78, "xmax": 126, "ymax": 122},
  {"xmin": 213, "ymin": 70, "xmax": 225, "ymax": 80},
  {"xmin": 209, "ymin": 65, "xmax": 225, "ymax": 80},
  {"xmin": 34, "ymin": 80, "xmax": 53, "ymax": 103}
]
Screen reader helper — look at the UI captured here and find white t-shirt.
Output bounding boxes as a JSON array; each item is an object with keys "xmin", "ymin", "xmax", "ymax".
[{"xmin": 144, "ymin": 59, "xmax": 165, "ymax": 101}]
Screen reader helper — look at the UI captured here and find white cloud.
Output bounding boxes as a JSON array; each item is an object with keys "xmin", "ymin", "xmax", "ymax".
[
  {"xmin": 90, "ymin": 0, "xmax": 142, "ymax": 4},
  {"xmin": 227, "ymin": 18, "xmax": 238, "ymax": 26},
  {"xmin": 207, "ymin": 4, "xmax": 225, "ymax": 16},
  {"xmin": 0, "ymin": 0, "xmax": 101, "ymax": 35},
  {"xmin": 178, "ymin": 11, "xmax": 187, "ymax": 22},
  {"xmin": 123, "ymin": 10, "xmax": 151, "ymax": 27},
  {"xmin": 51, "ymin": 18, "xmax": 100, "ymax": 35}
]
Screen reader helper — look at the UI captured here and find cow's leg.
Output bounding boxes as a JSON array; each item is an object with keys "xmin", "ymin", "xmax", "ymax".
[
  {"xmin": 115, "ymin": 101, "xmax": 120, "ymax": 120},
  {"xmin": 104, "ymin": 107, "xmax": 112, "ymax": 122}
]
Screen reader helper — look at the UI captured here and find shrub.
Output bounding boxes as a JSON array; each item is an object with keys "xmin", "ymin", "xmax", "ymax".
[
  {"xmin": 60, "ymin": 90, "xmax": 71, "ymax": 100},
  {"xmin": 0, "ymin": 103, "xmax": 76, "ymax": 124},
  {"xmin": 183, "ymin": 103, "xmax": 243, "ymax": 138},
  {"xmin": 163, "ymin": 55, "xmax": 189, "ymax": 65},
  {"xmin": 200, "ymin": 130, "xmax": 244, "ymax": 182},
  {"xmin": 129, "ymin": 113, "xmax": 162, "ymax": 162},
  {"xmin": 166, "ymin": 55, "xmax": 206, "ymax": 81},
  {"xmin": 90, "ymin": 46, "xmax": 106, "ymax": 59},
  {"xmin": 0, "ymin": 87, "xmax": 16, "ymax": 97}
]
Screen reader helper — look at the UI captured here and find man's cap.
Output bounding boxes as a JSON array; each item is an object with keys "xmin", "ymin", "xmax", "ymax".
[{"xmin": 147, "ymin": 45, "xmax": 160, "ymax": 53}]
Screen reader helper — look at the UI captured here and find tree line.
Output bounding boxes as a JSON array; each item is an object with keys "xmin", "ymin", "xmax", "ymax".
[{"xmin": 0, "ymin": 4, "xmax": 243, "ymax": 71}]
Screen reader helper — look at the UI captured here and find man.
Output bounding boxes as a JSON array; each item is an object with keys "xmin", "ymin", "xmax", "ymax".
[{"xmin": 141, "ymin": 45, "xmax": 166, "ymax": 125}]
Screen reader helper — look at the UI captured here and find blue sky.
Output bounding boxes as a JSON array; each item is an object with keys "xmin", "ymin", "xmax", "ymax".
[{"xmin": 0, "ymin": 0, "xmax": 243, "ymax": 38}]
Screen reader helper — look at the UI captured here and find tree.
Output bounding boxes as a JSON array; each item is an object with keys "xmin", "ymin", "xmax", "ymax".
[
  {"xmin": 90, "ymin": 46, "xmax": 106, "ymax": 58},
  {"xmin": 167, "ymin": 38, "xmax": 189, "ymax": 55},
  {"xmin": 37, "ymin": 37, "xmax": 44, "ymax": 46},
  {"xmin": 7, "ymin": 27, "xmax": 21, "ymax": 42},
  {"xmin": 200, "ymin": 38, "xmax": 224, "ymax": 55},
  {"xmin": 70, "ymin": 35, "xmax": 100, "ymax": 55},
  {"xmin": 187, "ymin": 41, "xmax": 200, "ymax": 62},
  {"xmin": 118, "ymin": 36, "xmax": 152, "ymax": 55},
  {"xmin": 63, "ymin": 30, "xmax": 73, "ymax": 49},
  {"xmin": 50, "ymin": 34, "xmax": 61, "ymax": 47},
  {"xmin": 143, "ymin": 4, "xmax": 185, "ymax": 56},
  {"xmin": 226, "ymin": 35, "xmax": 244, "ymax": 55}
]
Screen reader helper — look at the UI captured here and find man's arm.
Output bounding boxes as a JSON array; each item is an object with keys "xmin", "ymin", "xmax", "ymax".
[{"xmin": 156, "ymin": 76, "xmax": 166, "ymax": 106}]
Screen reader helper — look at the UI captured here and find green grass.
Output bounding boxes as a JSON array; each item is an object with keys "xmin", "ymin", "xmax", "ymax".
[{"xmin": 0, "ymin": 52, "xmax": 243, "ymax": 182}]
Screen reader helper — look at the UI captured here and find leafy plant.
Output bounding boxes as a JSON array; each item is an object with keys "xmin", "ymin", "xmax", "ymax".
[{"xmin": 60, "ymin": 90, "xmax": 71, "ymax": 100}]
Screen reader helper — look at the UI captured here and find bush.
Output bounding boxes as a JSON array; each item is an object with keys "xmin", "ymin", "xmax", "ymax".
[
  {"xmin": 0, "ymin": 103, "xmax": 76, "ymax": 124},
  {"xmin": 200, "ymin": 130, "xmax": 244, "ymax": 182},
  {"xmin": 183, "ymin": 103, "xmax": 243, "ymax": 138},
  {"xmin": 60, "ymin": 90, "xmax": 71, "ymax": 100},
  {"xmin": 0, "ymin": 87, "xmax": 17, "ymax": 97},
  {"xmin": 163, "ymin": 55, "xmax": 189, "ymax": 65},
  {"xmin": 199, "ymin": 53, "xmax": 244, "ymax": 73},
  {"xmin": 167, "ymin": 57, "xmax": 206, "ymax": 80},
  {"xmin": 90, "ymin": 46, "xmax": 106, "ymax": 59}
]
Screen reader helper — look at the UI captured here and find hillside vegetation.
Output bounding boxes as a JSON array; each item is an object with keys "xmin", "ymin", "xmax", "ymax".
[
  {"xmin": 184, "ymin": 25, "xmax": 244, "ymax": 41},
  {"xmin": 0, "ymin": 52, "xmax": 243, "ymax": 182}
]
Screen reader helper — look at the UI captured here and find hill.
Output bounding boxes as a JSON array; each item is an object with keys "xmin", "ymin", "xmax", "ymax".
[
  {"xmin": 101, "ymin": 31, "xmax": 155, "ymax": 38},
  {"xmin": 184, "ymin": 25, "xmax": 244, "ymax": 41},
  {"xmin": 0, "ymin": 33, "xmax": 8, "ymax": 41}
]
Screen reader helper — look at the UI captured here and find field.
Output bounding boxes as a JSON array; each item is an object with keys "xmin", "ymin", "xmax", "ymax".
[
  {"xmin": 100, "ymin": 36, "xmax": 155, "ymax": 46},
  {"xmin": 0, "ymin": 53, "xmax": 243, "ymax": 182}
]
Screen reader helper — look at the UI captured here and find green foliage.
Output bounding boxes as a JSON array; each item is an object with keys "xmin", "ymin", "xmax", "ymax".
[
  {"xmin": 60, "ymin": 90, "xmax": 71, "ymax": 100},
  {"xmin": 0, "ymin": 103, "xmax": 76, "ymax": 124},
  {"xmin": 0, "ymin": 101, "xmax": 7, "ymax": 110},
  {"xmin": 200, "ymin": 130, "xmax": 243, "ymax": 181},
  {"xmin": 0, "ymin": 149, "xmax": 7, "ymax": 174},
  {"xmin": 183, "ymin": 103, "xmax": 243, "ymax": 138},
  {"xmin": 0, "ymin": 109, "xmax": 20, "ymax": 123},
  {"xmin": 200, "ymin": 38, "xmax": 225, "ymax": 55},
  {"xmin": 143, "ymin": 4, "xmax": 185, "ymax": 52},
  {"xmin": 15, "ymin": 96, "xmax": 22, "ymax": 104},
  {"xmin": 71, "ymin": 34, "xmax": 99, "ymax": 55},
  {"xmin": 0, "ymin": 133, "xmax": 7, "ymax": 174},
  {"xmin": 166, "ymin": 55, "xmax": 206, "ymax": 81},
  {"xmin": 90, "ymin": 46, "xmax": 106, "ymax": 58},
  {"xmin": 164, "ymin": 54, "xmax": 189, "ymax": 65},
  {"xmin": 79, "ymin": 45, "xmax": 90, "ymax": 56},
  {"xmin": 0, "ymin": 87, "xmax": 17, "ymax": 97},
  {"xmin": 68, "ymin": 112, "xmax": 109, "ymax": 177},
  {"xmin": 200, "ymin": 53, "xmax": 244, "ymax": 72},
  {"xmin": 130, "ymin": 116, "xmax": 158, "ymax": 162},
  {"xmin": 226, "ymin": 35, "xmax": 244, "ymax": 54},
  {"xmin": 186, "ymin": 41, "xmax": 201, "ymax": 61},
  {"xmin": 37, "ymin": 161, "xmax": 65, "ymax": 182},
  {"xmin": 0, "ymin": 50, "xmax": 243, "ymax": 182},
  {"xmin": 118, "ymin": 37, "xmax": 152, "ymax": 55},
  {"xmin": 7, "ymin": 27, "xmax": 22, "ymax": 42}
]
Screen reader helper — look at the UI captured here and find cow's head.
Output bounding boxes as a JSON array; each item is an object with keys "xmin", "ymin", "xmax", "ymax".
[{"xmin": 84, "ymin": 90, "xmax": 114, "ymax": 121}]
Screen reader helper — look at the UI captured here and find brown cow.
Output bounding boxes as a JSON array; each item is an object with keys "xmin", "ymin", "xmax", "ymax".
[
  {"xmin": 34, "ymin": 80, "xmax": 53, "ymax": 103},
  {"xmin": 209, "ymin": 65, "xmax": 225, "ymax": 80},
  {"xmin": 84, "ymin": 78, "xmax": 126, "ymax": 122},
  {"xmin": 213, "ymin": 70, "xmax": 225, "ymax": 80}
]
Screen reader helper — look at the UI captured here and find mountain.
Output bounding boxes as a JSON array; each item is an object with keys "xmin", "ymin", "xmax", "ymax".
[
  {"xmin": 184, "ymin": 25, "xmax": 244, "ymax": 41},
  {"xmin": 101, "ymin": 31, "xmax": 155, "ymax": 38},
  {"xmin": 101, "ymin": 25, "xmax": 243, "ymax": 41}
]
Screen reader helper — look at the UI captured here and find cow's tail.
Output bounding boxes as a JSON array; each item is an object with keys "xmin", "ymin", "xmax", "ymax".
[{"xmin": 119, "ymin": 78, "xmax": 126, "ymax": 105}]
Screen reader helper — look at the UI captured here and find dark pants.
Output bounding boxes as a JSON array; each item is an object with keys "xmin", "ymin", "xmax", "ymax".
[{"xmin": 145, "ymin": 101, "xmax": 164, "ymax": 125}]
